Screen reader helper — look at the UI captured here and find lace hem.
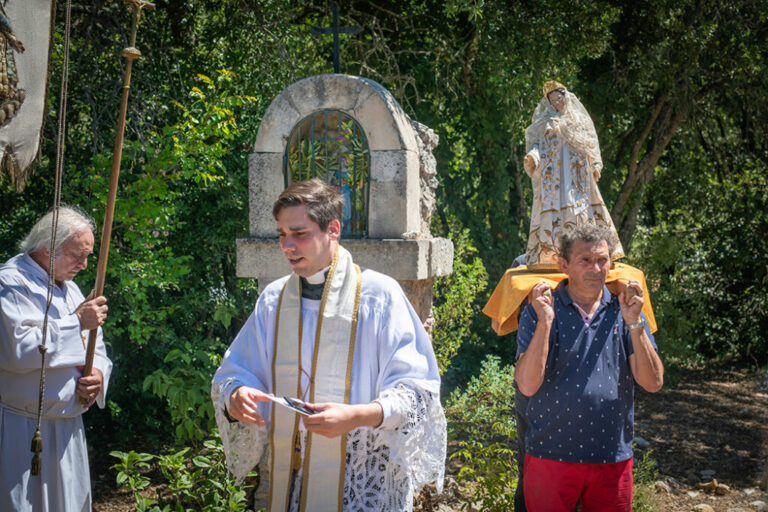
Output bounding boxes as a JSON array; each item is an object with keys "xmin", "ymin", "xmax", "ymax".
[
  {"xmin": 211, "ymin": 378, "xmax": 268, "ymax": 483},
  {"xmin": 343, "ymin": 384, "xmax": 446, "ymax": 511}
]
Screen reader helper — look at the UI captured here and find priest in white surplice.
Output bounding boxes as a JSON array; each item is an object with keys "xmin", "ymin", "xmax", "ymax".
[
  {"xmin": 0, "ymin": 206, "xmax": 112, "ymax": 512},
  {"xmin": 211, "ymin": 179, "xmax": 446, "ymax": 512}
]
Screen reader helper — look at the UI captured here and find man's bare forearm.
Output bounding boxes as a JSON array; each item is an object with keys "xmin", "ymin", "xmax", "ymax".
[
  {"xmin": 515, "ymin": 321, "xmax": 552, "ymax": 397},
  {"xmin": 630, "ymin": 330, "xmax": 664, "ymax": 392}
]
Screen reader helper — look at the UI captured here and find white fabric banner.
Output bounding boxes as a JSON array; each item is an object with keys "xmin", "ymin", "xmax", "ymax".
[{"xmin": 0, "ymin": 0, "xmax": 55, "ymax": 190}]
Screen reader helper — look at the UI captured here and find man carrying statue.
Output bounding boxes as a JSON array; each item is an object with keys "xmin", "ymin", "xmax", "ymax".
[
  {"xmin": 484, "ymin": 80, "xmax": 662, "ymax": 510},
  {"xmin": 211, "ymin": 178, "xmax": 446, "ymax": 511},
  {"xmin": 516, "ymin": 223, "xmax": 663, "ymax": 511}
]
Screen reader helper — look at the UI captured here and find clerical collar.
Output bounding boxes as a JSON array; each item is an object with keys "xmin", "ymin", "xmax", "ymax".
[
  {"xmin": 300, "ymin": 266, "xmax": 330, "ymax": 300},
  {"xmin": 306, "ymin": 266, "xmax": 329, "ymax": 284}
]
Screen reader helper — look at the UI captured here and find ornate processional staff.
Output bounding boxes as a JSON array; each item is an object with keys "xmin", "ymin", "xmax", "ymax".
[{"xmin": 80, "ymin": 0, "xmax": 154, "ymax": 391}]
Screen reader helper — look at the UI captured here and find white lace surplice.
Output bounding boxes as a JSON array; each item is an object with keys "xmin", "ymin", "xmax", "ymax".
[{"xmin": 211, "ymin": 269, "xmax": 446, "ymax": 512}]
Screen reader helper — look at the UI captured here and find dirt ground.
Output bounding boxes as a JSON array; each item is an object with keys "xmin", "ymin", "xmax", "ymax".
[
  {"xmin": 92, "ymin": 362, "xmax": 768, "ymax": 511},
  {"xmin": 631, "ymin": 362, "xmax": 768, "ymax": 512}
]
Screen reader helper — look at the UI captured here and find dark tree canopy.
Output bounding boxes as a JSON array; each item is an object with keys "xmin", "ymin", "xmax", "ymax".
[{"xmin": 0, "ymin": 0, "xmax": 765, "ymax": 450}]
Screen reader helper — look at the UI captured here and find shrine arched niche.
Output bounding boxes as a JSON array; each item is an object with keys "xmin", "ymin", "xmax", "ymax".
[
  {"xmin": 248, "ymin": 73, "xmax": 419, "ymax": 239},
  {"xmin": 284, "ymin": 109, "xmax": 370, "ymax": 238}
]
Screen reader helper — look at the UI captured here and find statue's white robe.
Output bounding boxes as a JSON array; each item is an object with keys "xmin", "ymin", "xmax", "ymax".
[
  {"xmin": 212, "ymin": 269, "xmax": 446, "ymax": 511},
  {"xmin": 0, "ymin": 254, "xmax": 112, "ymax": 512}
]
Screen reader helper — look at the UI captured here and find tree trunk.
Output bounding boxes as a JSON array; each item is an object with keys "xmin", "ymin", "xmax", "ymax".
[
  {"xmin": 611, "ymin": 92, "xmax": 689, "ymax": 249},
  {"xmin": 611, "ymin": 89, "xmax": 669, "ymax": 221}
]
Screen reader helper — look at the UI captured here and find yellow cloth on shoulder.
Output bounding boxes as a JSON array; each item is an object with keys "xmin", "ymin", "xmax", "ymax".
[{"xmin": 482, "ymin": 262, "xmax": 657, "ymax": 336}]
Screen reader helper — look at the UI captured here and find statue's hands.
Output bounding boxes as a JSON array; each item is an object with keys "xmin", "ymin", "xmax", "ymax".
[
  {"xmin": 591, "ymin": 160, "xmax": 603, "ymax": 181},
  {"xmin": 228, "ymin": 386, "xmax": 272, "ymax": 425},
  {"xmin": 531, "ymin": 282, "xmax": 555, "ymax": 324},
  {"xmin": 524, "ymin": 149, "xmax": 540, "ymax": 176},
  {"xmin": 523, "ymin": 155, "xmax": 535, "ymax": 174},
  {"xmin": 75, "ymin": 292, "xmax": 108, "ymax": 331}
]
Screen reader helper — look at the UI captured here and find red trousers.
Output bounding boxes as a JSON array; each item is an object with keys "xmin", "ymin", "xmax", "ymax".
[{"xmin": 524, "ymin": 454, "xmax": 633, "ymax": 511}]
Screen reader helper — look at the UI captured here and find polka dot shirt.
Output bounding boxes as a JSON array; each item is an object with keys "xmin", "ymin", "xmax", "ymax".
[{"xmin": 516, "ymin": 280, "xmax": 656, "ymax": 464}]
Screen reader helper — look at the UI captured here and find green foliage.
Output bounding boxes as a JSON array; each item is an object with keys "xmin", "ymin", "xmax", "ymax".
[
  {"xmin": 431, "ymin": 229, "xmax": 488, "ymax": 374},
  {"xmin": 631, "ymin": 130, "xmax": 768, "ymax": 363},
  {"xmin": 111, "ymin": 437, "xmax": 252, "ymax": 512},
  {"xmin": 451, "ymin": 423, "xmax": 517, "ymax": 512},
  {"xmin": 446, "ymin": 356, "xmax": 518, "ymax": 511},
  {"xmin": 444, "ymin": 354, "xmax": 516, "ymax": 443},
  {"xmin": 143, "ymin": 344, "xmax": 222, "ymax": 442},
  {"xmin": 110, "ymin": 450, "xmax": 155, "ymax": 512},
  {"xmin": 75, "ymin": 70, "xmax": 260, "ymax": 444},
  {"xmin": 632, "ymin": 449, "xmax": 660, "ymax": 512}
]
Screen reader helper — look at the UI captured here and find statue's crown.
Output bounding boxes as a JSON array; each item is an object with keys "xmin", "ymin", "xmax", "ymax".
[{"xmin": 542, "ymin": 80, "xmax": 567, "ymax": 97}]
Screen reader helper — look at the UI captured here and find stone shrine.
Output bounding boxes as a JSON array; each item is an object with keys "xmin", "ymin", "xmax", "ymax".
[{"xmin": 237, "ymin": 73, "xmax": 453, "ymax": 328}]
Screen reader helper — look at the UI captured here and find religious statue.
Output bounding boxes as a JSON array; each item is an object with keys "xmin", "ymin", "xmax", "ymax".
[
  {"xmin": 523, "ymin": 80, "xmax": 624, "ymax": 269},
  {"xmin": 0, "ymin": 3, "xmax": 25, "ymax": 127}
]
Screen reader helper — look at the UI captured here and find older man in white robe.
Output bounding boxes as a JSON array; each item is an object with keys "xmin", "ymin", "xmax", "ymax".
[
  {"xmin": 0, "ymin": 206, "xmax": 112, "ymax": 512},
  {"xmin": 211, "ymin": 179, "xmax": 446, "ymax": 512}
]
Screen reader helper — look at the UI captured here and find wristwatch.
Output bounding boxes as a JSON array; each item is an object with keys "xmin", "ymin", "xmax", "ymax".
[{"xmin": 627, "ymin": 319, "xmax": 645, "ymax": 331}]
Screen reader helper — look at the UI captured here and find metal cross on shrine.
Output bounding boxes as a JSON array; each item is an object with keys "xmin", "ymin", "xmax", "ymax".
[{"xmin": 310, "ymin": 2, "xmax": 362, "ymax": 73}]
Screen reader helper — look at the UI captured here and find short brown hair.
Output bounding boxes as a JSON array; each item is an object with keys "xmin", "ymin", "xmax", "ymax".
[
  {"xmin": 559, "ymin": 224, "xmax": 616, "ymax": 262},
  {"xmin": 272, "ymin": 178, "xmax": 343, "ymax": 231}
]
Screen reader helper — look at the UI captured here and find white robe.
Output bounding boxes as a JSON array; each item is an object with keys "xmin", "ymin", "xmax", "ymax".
[
  {"xmin": 211, "ymin": 269, "xmax": 446, "ymax": 511},
  {"xmin": 0, "ymin": 253, "xmax": 112, "ymax": 512}
]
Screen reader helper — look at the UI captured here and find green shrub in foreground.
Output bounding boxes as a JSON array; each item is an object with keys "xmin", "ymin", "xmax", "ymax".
[
  {"xmin": 632, "ymin": 448, "xmax": 659, "ymax": 512},
  {"xmin": 110, "ymin": 436, "xmax": 254, "ymax": 512},
  {"xmin": 445, "ymin": 355, "xmax": 518, "ymax": 510},
  {"xmin": 444, "ymin": 354, "xmax": 516, "ymax": 443}
]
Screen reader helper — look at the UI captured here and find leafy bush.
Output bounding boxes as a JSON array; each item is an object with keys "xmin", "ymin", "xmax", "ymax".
[
  {"xmin": 632, "ymin": 449, "xmax": 659, "ymax": 512},
  {"xmin": 632, "ymin": 163, "xmax": 768, "ymax": 364},
  {"xmin": 445, "ymin": 355, "xmax": 518, "ymax": 510},
  {"xmin": 143, "ymin": 344, "xmax": 223, "ymax": 442},
  {"xmin": 431, "ymin": 228, "xmax": 488, "ymax": 374},
  {"xmin": 451, "ymin": 423, "xmax": 517, "ymax": 512},
  {"xmin": 111, "ymin": 437, "xmax": 253, "ymax": 512},
  {"xmin": 444, "ymin": 354, "xmax": 516, "ymax": 443},
  {"xmin": 45, "ymin": 70, "xmax": 261, "ymax": 446}
]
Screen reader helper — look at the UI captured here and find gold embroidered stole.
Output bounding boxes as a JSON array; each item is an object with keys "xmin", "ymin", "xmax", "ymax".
[{"xmin": 269, "ymin": 246, "xmax": 362, "ymax": 512}]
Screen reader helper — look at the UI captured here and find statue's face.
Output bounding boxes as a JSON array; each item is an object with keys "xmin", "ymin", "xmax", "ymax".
[{"xmin": 547, "ymin": 89, "xmax": 566, "ymax": 112}]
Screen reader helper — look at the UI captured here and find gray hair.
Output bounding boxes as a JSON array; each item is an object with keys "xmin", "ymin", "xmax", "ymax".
[
  {"xmin": 19, "ymin": 205, "xmax": 96, "ymax": 256},
  {"xmin": 559, "ymin": 223, "xmax": 616, "ymax": 262}
]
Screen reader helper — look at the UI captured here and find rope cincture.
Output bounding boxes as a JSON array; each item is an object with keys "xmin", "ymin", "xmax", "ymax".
[{"xmin": 31, "ymin": 0, "xmax": 71, "ymax": 477}]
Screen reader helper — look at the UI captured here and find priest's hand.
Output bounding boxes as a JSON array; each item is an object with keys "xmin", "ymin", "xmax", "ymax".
[
  {"xmin": 76, "ymin": 366, "xmax": 103, "ymax": 408},
  {"xmin": 302, "ymin": 402, "xmax": 384, "ymax": 438},
  {"xmin": 228, "ymin": 386, "xmax": 272, "ymax": 426},
  {"xmin": 75, "ymin": 292, "xmax": 108, "ymax": 331}
]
